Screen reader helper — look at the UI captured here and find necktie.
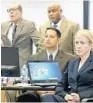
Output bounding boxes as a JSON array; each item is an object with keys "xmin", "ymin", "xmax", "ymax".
[
  {"xmin": 49, "ymin": 54, "xmax": 53, "ymax": 61},
  {"xmin": 12, "ymin": 24, "xmax": 17, "ymax": 43},
  {"xmin": 53, "ymin": 24, "xmax": 57, "ymax": 28}
]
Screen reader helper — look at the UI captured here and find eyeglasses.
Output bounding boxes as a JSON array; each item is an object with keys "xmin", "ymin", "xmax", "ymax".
[{"xmin": 7, "ymin": 8, "xmax": 19, "ymax": 12}]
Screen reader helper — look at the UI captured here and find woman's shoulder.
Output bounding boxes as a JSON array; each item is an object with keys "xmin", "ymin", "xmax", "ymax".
[{"xmin": 68, "ymin": 57, "xmax": 80, "ymax": 65}]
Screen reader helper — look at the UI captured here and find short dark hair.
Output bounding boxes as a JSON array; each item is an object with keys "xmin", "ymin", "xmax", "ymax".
[{"xmin": 45, "ymin": 27, "xmax": 61, "ymax": 38}]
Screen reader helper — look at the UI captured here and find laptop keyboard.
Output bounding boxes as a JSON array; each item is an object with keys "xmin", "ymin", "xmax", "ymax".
[{"xmin": 33, "ymin": 82, "xmax": 58, "ymax": 86}]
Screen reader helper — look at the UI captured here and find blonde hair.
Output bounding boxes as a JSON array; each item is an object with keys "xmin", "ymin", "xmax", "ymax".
[{"xmin": 74, "ymin": 29, "xmax": 93, "ymax": 44}]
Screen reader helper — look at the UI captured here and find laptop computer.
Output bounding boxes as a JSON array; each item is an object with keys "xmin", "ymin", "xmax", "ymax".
[
  {"xmin": 1, "ymin": 47, "xmax": 20, "ymax": 77},
  {"xmin": 27, "ymin": 61, "xmax": 62, "ymax": 86}
]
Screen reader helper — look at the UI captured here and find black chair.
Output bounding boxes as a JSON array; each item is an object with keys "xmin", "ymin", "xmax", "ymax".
[{"xmin": 16, "ymin": 92, "xmax": 41, "ymax": 102}]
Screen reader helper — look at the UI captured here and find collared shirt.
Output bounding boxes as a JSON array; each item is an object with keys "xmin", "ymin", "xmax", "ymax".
[
  {"xmin": 7, "ymin": 23, "xmax": 17, "ymax": 43},
  {"xmin": 78, "ymin": 62, "xmax": 82, "ymax": 71},
  {"xmin": 47, "ymin": 46, "xmax": 58, "ymax": 60}
]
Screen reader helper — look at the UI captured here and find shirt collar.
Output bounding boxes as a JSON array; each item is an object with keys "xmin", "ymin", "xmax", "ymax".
[
  {"xmin": 46, "ymin": 46, "xmax": 58, "ymax": 60},
  {"xmin": 11, "ymin": 23, "xmax": 18, "ymax": 28}
]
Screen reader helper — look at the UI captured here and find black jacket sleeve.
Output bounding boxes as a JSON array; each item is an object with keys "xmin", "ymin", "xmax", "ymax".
[{"xmin": 55, "ymin": 62, "xmax": 69, "ymax": 98}]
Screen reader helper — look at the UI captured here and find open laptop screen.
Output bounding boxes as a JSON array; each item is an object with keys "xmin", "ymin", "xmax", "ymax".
[{"xmin": 27, "ymin": 61, "xmax": 62, "ymax": 83}]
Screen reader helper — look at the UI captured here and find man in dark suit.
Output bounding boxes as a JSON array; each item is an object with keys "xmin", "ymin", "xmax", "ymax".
[
  {"xmin": 39, "ymin": 3, "xmax": 80, "ymax": 54},
  {"xmin": 1, "ymin": 3, "xmax": 41, "ymax": 69}
]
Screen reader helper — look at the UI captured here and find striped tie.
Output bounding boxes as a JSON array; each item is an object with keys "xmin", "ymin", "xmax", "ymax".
[
  {"xmin": 49, "ymin": 54, "xmax": 53, "ymax": 61},
  {"xmin": 53, "ymin": 24, "xmax": 57, "ymax": 28},
  {"xmin": 12, "ymin": 24, "xmax": 17, "ymax": 43}
]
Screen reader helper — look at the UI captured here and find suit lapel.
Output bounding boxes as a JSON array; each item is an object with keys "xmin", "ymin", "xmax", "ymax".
[
  {"xmin": 55, "ymin": 50, "xmax": 63, "ymax": 61},
  {"xmin": 73, "ymin": 58, "xmax": 80, "ymax": 78},
  {"xmin": 60, "ymin": 17, "xmax": 68, "ymax": 36},
  {"xmin": 78, "ymin": 54, "xmax": 92, "ymax": 74},
  {"xmin": 12, "ymin": 19, "xmax": 24, "ymax": 44},
  {"xmin": 39, "ymin": 51, "xmax": 48, "ymax": 61},
  {"xmin": 4, "ymin": 22, "xmax": 12, "ymax": 36},
  {"xmin": 47, "ymin": 21, "xmax": 51, "ymax": 27},
  {"xmin": 2, "ymin": 22, "xmax": 12, "ymax": 46}
]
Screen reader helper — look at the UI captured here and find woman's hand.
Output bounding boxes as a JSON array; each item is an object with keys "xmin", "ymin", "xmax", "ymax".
[
  {"xmin": 65, "ymin": 93, "xmax": 80, "ymax": 102},
  {"xmin": 71, "ymin": 93, "xmax": 80, "ymax": 102},
  {"xmin": 65, "ymin": 94, "xmax": 73, "ymax": 102}
]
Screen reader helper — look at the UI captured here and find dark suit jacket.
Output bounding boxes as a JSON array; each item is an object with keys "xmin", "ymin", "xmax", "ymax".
[
  {"xmin": 29, "ymin": 49, "xmax": 75, "ymax": 72},
  {"xmin": 55, "ymin": 52, "xmax": 93, "ymax": 101},
  {"xmin": 1, "ymin": 19, "xmax": 41, "ymax": 68}
]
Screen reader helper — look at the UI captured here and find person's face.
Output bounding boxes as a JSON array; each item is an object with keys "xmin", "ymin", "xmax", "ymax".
[
  {"xmin": 7, "ymin": 4, "xmax": 22, "ymax": 23},
  {"xmin": 75, "ymin": 35, "xmax": 92, "ymax": 57},
  {"xmin": 48, "ymin": 5, "xmax": 62, "ymax": 23},
  {"xmin": 44, "ymin": 29, "xmax": 60, "ymax": 50}
]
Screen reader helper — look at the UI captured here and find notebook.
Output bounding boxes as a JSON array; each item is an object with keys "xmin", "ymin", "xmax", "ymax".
[
  {"xmin": 1, "ymin": 47, "xmax": 20, "ymax": 77},
  {"xmin": 27, "ymin": 61, "xmax": 62, "ymax": 86}
]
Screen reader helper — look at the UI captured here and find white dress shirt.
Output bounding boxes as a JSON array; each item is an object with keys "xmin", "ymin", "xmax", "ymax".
[{"xmin": 7, "ymin": 23, "xmax": 17, "ymax": 44}]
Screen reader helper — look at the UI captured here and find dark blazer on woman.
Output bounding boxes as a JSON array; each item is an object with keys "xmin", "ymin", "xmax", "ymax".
[{"xmin": 55, "ymin": 52, "xmax": 93, "ymax": 101}]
